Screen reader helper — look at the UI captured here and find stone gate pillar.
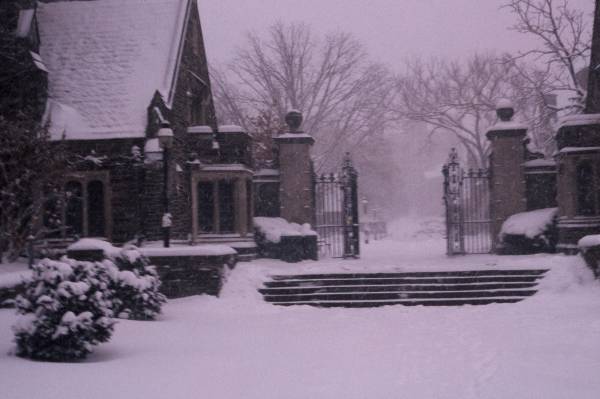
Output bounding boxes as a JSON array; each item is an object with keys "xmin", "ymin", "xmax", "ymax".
[
  {"xmin": 275, "ymin": 110, "xmax": 315, "ymax": 225},
  {"xmin": 486, "ymin": 100, "xmax": 528, "ymax": 251}
]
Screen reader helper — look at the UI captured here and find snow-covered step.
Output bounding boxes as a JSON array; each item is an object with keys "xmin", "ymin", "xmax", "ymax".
[
  {"xmin": 259, "ymin": 269, "xmax": 548, "ymax": 307},
  {"xmin": 264, "ymin": 275, "xmax": 546, "ymax": 288},
  {"xmin": 262, "ymin": 289, "xmax": 537, "ymax": 303},
  {"xmin": 269, "ymin": 269, "xmax": 548, "ymax": 280},
  {"xmin": 259, "ymin": 282, "xmax": 539, "ymax": 296},
  {"xmin": 272, "ymin": 298, "xmax": 525, "ymax": 307}
]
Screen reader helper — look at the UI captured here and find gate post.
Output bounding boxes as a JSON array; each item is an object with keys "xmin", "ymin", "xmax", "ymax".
[
  {"xmin": 486, "ymin": 100, "xmax": 528, "ymax": 252},
  {"xmin": 275, "ymin": 110, "xmax": 315, "ymax": 226},
  {"xmin": 342, "ymin": 153, "xmax": 360, "ymax": 258},
  {"xmin": 443, "ymin": 148, "xmax": 464, "ymax": 255}
]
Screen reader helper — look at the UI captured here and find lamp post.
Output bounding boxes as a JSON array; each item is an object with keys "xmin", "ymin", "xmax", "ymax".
[{"xmin": 158, "ymin": 123, "xmax": 174, "ymax": 247}]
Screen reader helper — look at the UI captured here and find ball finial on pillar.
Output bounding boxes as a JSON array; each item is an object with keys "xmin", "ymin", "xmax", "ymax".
[
  {"xmin": 496, "ymin": 98, "xmax": 515, "ymax": 122},
  {"xmin": 285, "ymin": 109, "xmax": 303, "ymax": 133}
]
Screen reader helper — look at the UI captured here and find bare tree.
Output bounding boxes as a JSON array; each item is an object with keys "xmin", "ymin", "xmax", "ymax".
[
  {"xmin": 395, "ymin": 53, "xmax": 555, "ymax": 167},
  {"xmin": 503, "ymin": 0, "xmax": 592, "ymax": 110},
  {"xmin": 211, "ymin": 22, "xmax": 396, "ymax": 171}
]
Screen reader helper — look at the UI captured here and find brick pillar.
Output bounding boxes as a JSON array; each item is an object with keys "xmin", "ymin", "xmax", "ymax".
[
  {"xmin": 486, "ymin": 101, "xmax": 527, "ymax": 251},
  {"xmin": 275, "ymin": 111, "xmax": 315, "ymax": 225}
]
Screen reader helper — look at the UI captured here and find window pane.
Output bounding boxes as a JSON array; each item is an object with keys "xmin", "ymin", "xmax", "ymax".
[
  {"xmin": 65, "ymin": 181, "xmax": 83, "ymax": 236},
  {"xmin": 87, "ymin": 181, "xmax": 105, "ymax": 237},
  {"xmin": 198, "ymin": 181, "xmax": 214, "ymax": 233},
  {"xmin": 219, "ymin": 180, "xmax": 235, "ymax": 233},
  {"xmin": 43, "ymin": 188, "xmax": 61, "ymax": 238}
]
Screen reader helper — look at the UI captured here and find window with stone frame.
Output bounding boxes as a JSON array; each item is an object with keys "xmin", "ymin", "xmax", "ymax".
[
  {"xmin": 43, "ymin": 173, "xmax": 110, "ymax": 239},
  {"xmin": 196, "ymin": 179, "xmax": 236, "ymax": 234},
  {"xmin": 576, "ymin": 161, "xmax": 598, "ymax": 216},
  {"xmin": 187, "ymin": 86, "xmax": 209, "ymax": 126}
]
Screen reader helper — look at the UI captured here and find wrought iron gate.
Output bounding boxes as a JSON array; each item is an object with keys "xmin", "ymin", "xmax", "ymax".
[
  {"xmin": 443, "ymin": 148, "xmax": 492, "ymax": 255},
  {"xmin": 314, "ymin": 154, "xmax": 360, "ymax": 258}
]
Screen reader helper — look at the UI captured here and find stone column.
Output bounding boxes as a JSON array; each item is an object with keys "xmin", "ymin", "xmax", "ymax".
[
  {"xmin": 275, "ymin": 111, "xmax": 315, "ymax": 225},
  {"xmin": 486, "ymin": 101, "xmax": 528, "ymax": 251}
]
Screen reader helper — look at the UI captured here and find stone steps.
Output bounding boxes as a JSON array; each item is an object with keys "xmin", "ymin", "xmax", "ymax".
[{"xmin": 259, "ymin": 269, "xmax": 548, "ymax": 308}]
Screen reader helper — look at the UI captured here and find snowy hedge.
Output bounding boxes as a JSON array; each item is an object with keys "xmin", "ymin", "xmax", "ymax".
[
  {"xmin": 13, "ymin": 258, "xmax": 116, "ymax": 361},
  {"xmin": 67, "ymin": 239, "xmax": 167, "ymax": 320},
  {"xmin": 110, "ymin": 246, "xmax": 167, "ymax": 320},
  {"xmin": 499, "ymin": 208, "xmax": 558, "ymax": 254}
]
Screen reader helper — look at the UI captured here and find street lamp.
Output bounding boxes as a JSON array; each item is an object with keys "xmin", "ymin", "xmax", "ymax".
[{"xmin": 158, "ymin": 123, "xmax": 174, "ymax": 247}]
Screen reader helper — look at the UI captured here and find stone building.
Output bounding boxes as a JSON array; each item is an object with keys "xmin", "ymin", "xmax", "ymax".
[
  {"xmin": 484, "ymin": 1, "xmax": 600, "ymax": 254},
  {"xmin": 3, "ymin": 0, "xmax": 256, "ymax": 255}
]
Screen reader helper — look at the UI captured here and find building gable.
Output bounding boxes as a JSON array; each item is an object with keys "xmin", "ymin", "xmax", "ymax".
[{"xmin": 37, "ymin": 0, "xmax": 192, "ymax": 140}]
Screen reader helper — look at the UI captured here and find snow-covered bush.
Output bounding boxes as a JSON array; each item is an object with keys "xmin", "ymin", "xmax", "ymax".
[
  {"xmin": 499, "ymin": 208, "xmax": 558, "ymax": 254},
  {"xmin": 109, "ymin": 246, "xmax": 166, "ymax": 320},
  {"xmin": 13, "ymin": 258, "xmax": 116, "ymax": 361}
]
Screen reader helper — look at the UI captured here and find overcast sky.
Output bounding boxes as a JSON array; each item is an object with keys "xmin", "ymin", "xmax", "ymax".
[{"xmin": 198, "ymin": 0, "xmax": 594, "ymax": 69}]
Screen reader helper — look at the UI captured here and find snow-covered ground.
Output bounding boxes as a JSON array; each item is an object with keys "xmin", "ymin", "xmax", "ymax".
[{"xmin": 1, "ymin": 217, "xmax": 600, "ymax": 399}]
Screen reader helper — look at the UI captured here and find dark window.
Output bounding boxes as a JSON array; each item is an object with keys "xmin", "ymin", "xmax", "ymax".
[
  {"xmin": 197, "ymin": 181, "xmax": 214, "ymax": 233},
  {"xmin": 219, "ymin": 181, "xmax": 235, "ymax": 233},
  {"xmin": 197, "ymin": 180, "xmax": 238, "ymax": 234},
  {"xmin": 577, "ymin": 162, "xmax": 596, "ymax": 216},
  {"xmin": 87, "ymin": 181, "xmax": 105, "ymax": 237},
  {"xmin": 65, "ymin": 181, "xmax": 83, "ymax": 236},
  {"xmin": 188, "ymin": 87, "xmax": 208, "ymax": 126},
  {"xmin": 43, "ymin": 178, "xmax": 109, "ymax": 239},
  {"xmin": 255, "ymin": 183, "xmax": 280, "ymax": 217},
  {"xmin": 43, "ymin": 188, "xmax": 62, "ymax": 238}
]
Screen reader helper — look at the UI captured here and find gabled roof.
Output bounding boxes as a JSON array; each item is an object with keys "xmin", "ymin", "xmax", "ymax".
[{"xmin": 37, "ymin": 0, "xmax": 192, "ymax": 140}]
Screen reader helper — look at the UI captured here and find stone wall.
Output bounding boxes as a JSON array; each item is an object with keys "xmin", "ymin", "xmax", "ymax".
[{"xmin": 149, "ymin": 254, "xmax": 236, "ymax": 298}]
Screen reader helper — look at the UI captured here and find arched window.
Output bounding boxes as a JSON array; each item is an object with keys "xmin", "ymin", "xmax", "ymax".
[
  {"xmin": 42, "ymin": 175, "xmax": 109, "ymax": 240},
  {"xmin": 65, "ymin": 181, "xmax": 83, "ymax": 236},
  {"xmin": 576, "ymin": 161, "xmax": 596, "ymax": 216},
  {"xmin": 87, "ymin": 180, "xmax": 105, "ymax": 237}
]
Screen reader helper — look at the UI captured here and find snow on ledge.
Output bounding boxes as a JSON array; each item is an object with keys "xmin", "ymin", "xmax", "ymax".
[
  {"xmin": 187, "ymin": 125, "xmax": 213, "ymax": 134},
  {"xmin": 578, "ymin": 235, "xmax": 600, "ymax": 250},
  {"xmin": 67, "ymin": 238, "xmax": 120, "ymax": 257},
  {"xmin": 558, "ymin": 113, "xmax": 600, "ymax": 129},
  {"xmin": 500, "ymin": 208, "xmax": 558, "ymax": 239},
  {"xmin": 523, "ymin": 159, "xmax": 556, "ymax": 168},
  {"xmin": 277, "ymin": 133, "xmax": 314, "ymax": 140},
  {"xmin": 218, "ymin": 125, "xmax": 245, "ymax": 133},
  {"xmin": 558, "ymin": 146, "xmax": 600, "ymax": 154},
  {"xmin": 487, "ymin": 120, "xmax": 528, "ymax": 132},
  {"xmin": 139, "ymin": 245, "xmax": 237, "ymax": 258},
  {"xmin": 254, "ymin": 217, "xmax": 317, "ymax": 244}
]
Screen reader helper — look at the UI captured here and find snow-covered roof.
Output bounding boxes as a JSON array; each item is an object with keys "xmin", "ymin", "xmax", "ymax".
[{"xmin": 37, "ymin": 0, "xmax": 191, "ymax": 140}]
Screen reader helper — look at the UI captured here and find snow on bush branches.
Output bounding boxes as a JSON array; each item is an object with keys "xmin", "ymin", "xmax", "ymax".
[
  {"xmin": 13, "ymin": 258, "xmax": 116, "ymax": 361},
  {"xmin": 13, "ymin": 242, "xmax": 167, "ymax": 361},
  {"xmin": 110, "ymin": 245, "xmax": 167, "ymax": 321}
]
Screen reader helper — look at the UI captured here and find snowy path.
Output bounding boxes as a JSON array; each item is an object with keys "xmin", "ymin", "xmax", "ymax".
[{"xmin": 1, "ymin": 232, "xmax": 600, "ymax": 398}]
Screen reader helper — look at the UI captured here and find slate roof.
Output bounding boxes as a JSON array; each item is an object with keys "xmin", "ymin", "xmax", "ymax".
[{"xmin": 37, "ymin": 0, "xmax": 191, "ymax": 140}]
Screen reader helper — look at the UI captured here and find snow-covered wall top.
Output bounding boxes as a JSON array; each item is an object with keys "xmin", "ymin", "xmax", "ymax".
[
  {"xmin": 37, "ymin": 0, "xmax": 190, "ymax": 140},
  {"xmin": 254, "ymin": 217, "xmax": 317, "ymax": 244},
  {"xmin": 500, "ymin": 208, "xmax": 557, "ymax": 239}
]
